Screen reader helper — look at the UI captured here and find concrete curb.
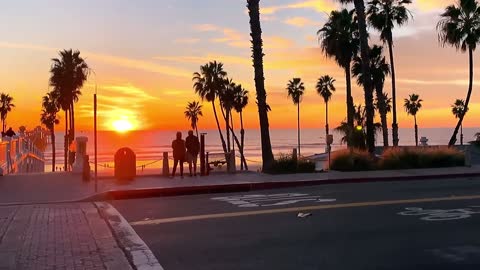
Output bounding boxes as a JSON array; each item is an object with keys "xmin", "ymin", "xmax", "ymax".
[
  {"xmin": 95, "ymin": 202, "xmax": 164, "ymax": 270},
  {"xmin": 81, "ymin": 171, "xmax": 480, "ymax": 202}
]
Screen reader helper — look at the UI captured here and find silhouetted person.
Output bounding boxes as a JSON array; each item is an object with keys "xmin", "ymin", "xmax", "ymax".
[
  {"xmin": 185, "ymin": 130, "xmax": 200, "ymax": 176},
  {"xmin": 5, "ymin": 127, "xmax": 16, "ymax": 137},
  {"xmin": 171, "ymin": 131, "xmax": 186, "ymax": 178}
]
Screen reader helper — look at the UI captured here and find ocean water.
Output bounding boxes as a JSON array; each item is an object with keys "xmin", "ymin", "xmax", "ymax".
[{"xmin": 44, "ymin": 127, "xmax": 480, "ymax": 172}]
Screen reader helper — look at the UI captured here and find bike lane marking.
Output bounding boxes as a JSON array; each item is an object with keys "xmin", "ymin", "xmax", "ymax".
[
  {"xmin": 211, "ymin": 193, "xmax": 336, "ymax": 208},
  {"xmin": 398, "ymin": 206, "xmax": 480, "ymax": 221},
  {"xmin": 130, "ymin": 194, "xmax": 480, "ymax": 226}
]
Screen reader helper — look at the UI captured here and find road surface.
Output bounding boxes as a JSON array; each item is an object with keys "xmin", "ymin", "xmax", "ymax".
[{"xmin": 112, "ymin": 176, "xmax": 480, "ymax": 270}]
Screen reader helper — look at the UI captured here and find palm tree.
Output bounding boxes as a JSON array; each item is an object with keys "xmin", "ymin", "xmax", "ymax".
[
  {"xmin": 339, "ymin": 0, "xmax": 376, "ymax": 154},
  {"xmin": 193, "ymin": 61, "xmax": 228, "ymax": 153},
  {"xmin": 247, "ymin": 0, "xmax": 275, "ymax": 171},
  {"xmin": 41, "ymin": 91, "xmax": 60, "ymax": 172},
  {"xmin": 50, "ymin": 49, "xmax": 89, "ymax": 170},
  {"xmin": 335, "ymin": 104, "xmax": 382, "ymax": 148},
  {"xmin": 286, "ymin": 78, "xmax": 305, "ymax": 156},
  {"xmin": 0, "ymin": 93, "xmax": 15, "ymax": 133},
  {"xmin": 451, "ymin": 99, "xmax": 468, "ymax": 146},
  {"xmin": 316, "ymin": 75, "xmax": 336, "ymax": 144},
  {"xmin": 184, "ymin": 101, "xmax": 203, "ymax": 137},
  {"xmin": 233, "ymin": 84, "xmax": 249, "ymax": 170},
  {"xmin": 219, "ymin": 78, "xmax": 237, "ymax": 152},
  {"xmin": 437, "ymin": 0, "xmax": 480, "ymax": 146},
  {"xmin": 317, "ymin": 9, "xmax": 358, "ymax": 143},
  {"xmin": 404, "ymin": 94, "xmax": 423, "ymax": 146},
  {"xmin": 352, "ymin": 45, "xmax": 390, "ymax": 147},
  {"xmin": 367, "ymin": 0, "xmax": 412, "ymax": 146}
]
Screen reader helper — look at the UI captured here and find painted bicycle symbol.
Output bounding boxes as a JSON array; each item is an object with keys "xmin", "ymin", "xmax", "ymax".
[{"xmin": 398, "ymin": 206, "xmax": 480, "ymax": 221}]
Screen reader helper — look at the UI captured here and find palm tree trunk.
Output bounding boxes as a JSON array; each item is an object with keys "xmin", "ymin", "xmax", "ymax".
[
  {"xmin": 354, "ymin": 0, "xmax": 375, "ymax": 154},
  {"xmin": 297, "ymin": 102, "xmax": 301, "ymax": 156},
  {"xmin": 240, "ymin": 111, "xmax": 245, "ymax": 170},
  {"xmin": 345, "ymin": 64, "xmax": 354, "ymax": 147},
  {"xmin": 449, "ymin": 47, "xmax": 474, "ymax": 146},
  {"xmin": 460, "ymin": 124, "xmax": 463, "ymax": 146},
  {"xmin": 51, "ymin": 128, "xmax": 56, "ymax": 172},
  {"xmin": 230, "ymin": 113, "xmax": 235, "ymax": 152},
  {"xmin": 325, "ymin": 101, "xmax": 329, "ymax": 136},
  {"xmin": 195, "ymin": 124, "xmax": 199, "ymax": 138},
  {"xmin": 2, "ymin": 119, "xmax": 4, "ymax": 133},
  {"xmin": 226, "ymin": 123, "xmax": 248, "ymax": 170},
  {"xmin": 388, "ymin": 37, "xmax": 399, "ymax": 147},
  {"xmin": 247, "ymin": 0, "xmax": 275, "ymax": 171},
  {"xmin": 70, "ymin": 102, "xmax": 75, "ymax": 140},
  {"xmin": 226, "ymin": 109, "xmax": 231, "ymax": 152},
  {"xmin": 376, "ymin": 84, "xmax": 389, "ymax": 147},
  {"xmin": 64, "ymin": 110, "xmax": 68, "ymax": 171},
  {"xmin": 211, "ymin": 100, "xmax": 227, "ymax": 153},
  {"xmin": 414, "ymin": 115, "xmax": 418, "ymax": 147}
]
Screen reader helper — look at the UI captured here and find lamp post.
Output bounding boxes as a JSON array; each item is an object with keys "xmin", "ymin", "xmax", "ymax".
[{"xmin": 90, "ymin": 70, "xmax": 98, "ymax": 192}]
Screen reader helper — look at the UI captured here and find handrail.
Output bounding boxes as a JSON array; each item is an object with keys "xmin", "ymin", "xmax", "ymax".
[{"xmin": 0, "ymin": 135, "xmax": 45, "ymax": 175}]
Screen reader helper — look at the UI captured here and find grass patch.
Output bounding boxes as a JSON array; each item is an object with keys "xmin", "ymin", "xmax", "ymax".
[{"xmin": 269, "ymin": 154, "xmax": 316, "ymax": 174}]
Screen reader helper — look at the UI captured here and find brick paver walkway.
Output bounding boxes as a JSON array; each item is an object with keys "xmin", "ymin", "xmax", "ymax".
[{"xmin": 0, "ymin": 203, "xmax": 132, "ymax": 270}]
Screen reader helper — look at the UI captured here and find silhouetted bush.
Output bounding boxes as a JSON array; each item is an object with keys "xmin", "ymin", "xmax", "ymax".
[
  {"xmin": 330, "ymin": 149, "xmax": 375, "ymax": 171},
  {"xmin": 380, "ymin": 147, "xmax": 464, "ymax": 169},
  {"xmin": 269, "ymin": 154, "xmax": 316, "ymax": 174}
]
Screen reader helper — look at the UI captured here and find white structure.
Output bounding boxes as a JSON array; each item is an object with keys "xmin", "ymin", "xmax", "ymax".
[{"xmin": 73, "ymin": 136, "xmax": 88, "ymax": 173}]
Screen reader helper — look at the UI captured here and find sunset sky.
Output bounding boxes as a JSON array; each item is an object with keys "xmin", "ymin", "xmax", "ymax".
[{"xmin": 1, "ymin": 0, "xmax": 479, "ymax": 132}]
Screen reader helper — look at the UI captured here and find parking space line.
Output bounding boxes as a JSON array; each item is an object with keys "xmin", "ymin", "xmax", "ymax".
[{"xmin": 130, "ymin": 194, "xmax": 480, "ymax": 226}]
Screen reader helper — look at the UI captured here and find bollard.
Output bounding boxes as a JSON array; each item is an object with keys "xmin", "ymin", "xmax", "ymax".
[
  {"xmin": 228, "ymin": 150, "xmax": 236, "ymax": 174},
  {"xmin": 83, "ymin": 155, "xmax": 91, "ymax": 181},
  {"xmin": 292, "ymin": 148, "xmax": 298, "ymax": 163},
  {"xmin": 162, "ymin": 152, "xmax": 169, "ymax": 176},
  {"xmin": 206, "ymin": 152, "xmax": 210, "ymax": 175}
]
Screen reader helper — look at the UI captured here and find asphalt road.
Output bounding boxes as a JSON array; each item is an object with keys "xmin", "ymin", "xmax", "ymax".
[{"xmin": 112, "ymin": 177, "xmax": 480, "ymax": 270}]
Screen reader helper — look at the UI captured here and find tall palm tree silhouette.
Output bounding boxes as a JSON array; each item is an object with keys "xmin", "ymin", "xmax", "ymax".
[
  {"xmin": 219, "ymin": 78, "xmax": 236, "ymax": 152},
  {"xmin": 437, "ymin": 0, "xmax": 480, "ymax": 146},
  {"xmin": 233, "ymin": 84, "xmax": 249, "ymax": 170},
  {"xmin": 247, "ymin": 0, "xmax": 274, "ymax": 171},
  {"xmin": 316, "ymin": 75, "xmax": 336, "ymax": 143},
  {"xmin": 317, "ymin": 9, "xmax": 358, "ymax": 144},
  {"xmin": 339, "ymin": 0, "xmax": 376, "ymax": 154},
  {"xmin": 451, "ymin": 99, "xmax": 468, "ymax": 146},
  {"xmin": 404, "ymin": 94, "xmax": 423, "ymax": 146},
  {"xmin": 193, "ymin": 61, "xmax": 228, "ymax": 153},
  {"xmin": 0, "ymin": 93, "xmax": 15, "ymax": 133},
  {"xmin": 352, "ymin": 45, "xmax": 390, "ymax": 147},
  {"xmin": 287, "ymin": 78, "xmax": 305, "ymax": 156},
  {"xmin": 367, "ymin": 0, "xmax": 412, "ymax": 146},
  {"xmin": 41, "ymin": 91, "xmax": 60, "ymax": 172},
  {"xmin": 50, "ymin": 49, "xmax": 89, "ymax": 171},
  {"xmin": 184, "ymin": 101, "xmax": 203, "ymax": 137}
]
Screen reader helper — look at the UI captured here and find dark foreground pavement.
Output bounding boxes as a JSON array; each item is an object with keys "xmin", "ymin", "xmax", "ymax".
[{"xmin": 112, "ymin": 177, "xmax": 480, "ymax": 270}]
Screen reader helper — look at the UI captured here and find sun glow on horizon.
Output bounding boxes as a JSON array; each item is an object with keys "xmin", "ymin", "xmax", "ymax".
[{"xmin": 112, "ymin": 119, "xmax": 134, "ymax": 133}]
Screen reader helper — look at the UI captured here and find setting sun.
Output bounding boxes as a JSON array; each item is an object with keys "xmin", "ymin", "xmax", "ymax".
[{"xmin": 112, "ymin": 119, "xmax": 134, "ymax": 133}]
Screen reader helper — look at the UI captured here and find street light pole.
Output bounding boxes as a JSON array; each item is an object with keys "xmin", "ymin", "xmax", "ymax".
[{"xmin": 91, "ymin": 69, "xmax": 98, "ymax": 193}]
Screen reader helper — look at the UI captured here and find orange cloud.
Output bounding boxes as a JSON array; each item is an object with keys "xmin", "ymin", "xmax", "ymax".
[
  {"xmin": 262, "ymin": 0, "xmax": 336, "ymax": 15},
  {"xmin": 284, "ymin": 16, "xmax": 321, "ymax": 27}
]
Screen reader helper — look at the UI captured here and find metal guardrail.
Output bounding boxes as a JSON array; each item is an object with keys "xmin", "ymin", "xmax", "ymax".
[{"xmin": 0, "ymin": 136, "xmax": 45, "ymax": 175}]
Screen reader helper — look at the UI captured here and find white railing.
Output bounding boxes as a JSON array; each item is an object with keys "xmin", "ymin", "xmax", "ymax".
[{"xmin": 0, "ymin": 135, "xmax": 45, "ymax": 175}]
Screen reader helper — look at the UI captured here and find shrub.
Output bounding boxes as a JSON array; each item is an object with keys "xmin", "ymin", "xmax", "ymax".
[
  {"xmin": 330, "ymin": 149, "xmax": 375, "ymax": 171},
  {"xmin": 380, "ymin": 147, "xmax": 464, "ymax": 170},
  {"xmin": 269, "ymin": 154, "xmax": 316, "ymax": 174}
]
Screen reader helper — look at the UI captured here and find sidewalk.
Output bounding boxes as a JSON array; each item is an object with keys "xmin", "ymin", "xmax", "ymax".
[
  {"xmin": 2, "ymin": 166, "xmax": 480, "ymax": 204},
  {"xmin": 0, "ymin": 202, "xmax": 160, "ymax": 270}
]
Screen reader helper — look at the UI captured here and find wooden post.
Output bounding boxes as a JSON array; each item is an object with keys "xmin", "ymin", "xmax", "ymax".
[
  {"xmin": 200, "ymin": 133, "xmax": 206, "ymax": 176},
  {"xmin": 162, "ymin": 152, "xmax": 169, "ymax": 176}
]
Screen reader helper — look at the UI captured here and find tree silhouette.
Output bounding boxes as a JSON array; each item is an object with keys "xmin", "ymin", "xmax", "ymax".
[
  {"xmin": 404, "ymin": 93, "xmax": 423, "ymax": 146},
  {"xmin": 287, "ymin": 78, "xmax": 305, "ymax": 156},
  {"xmin": 50, "ymin": 49, "xmax": 89, "ymax": 171},
  {"xmin": 193, "ymin": 61, "xmax": 228, "ymax": 153},
  {"xmin": 318, "ymin": 9, "xmax": 358, "ymax": 145},
  {"xmin": 247, "ymin": 0, "xmax": 275, "ymax": 171},
  {"xmin": 0, "ymin": 93, "xmax": 15, "ymax": 133},
  {"xmin": 316, "ymin": 75, "xmax": 336, "ymax": 145},
  {"xmin": 41, "ymin": 91, "xmax": 60, "ymax": 172},
  {"xmin": 437, "ymin": 0, "xmax": 480, "ymax": 146},
  {"xmin": 233, "ymin": 84, "xmax": 249, "ymax": 170},
  {"xmin": 451, "ymin": 99, "xmax": 468, "ymax": 146},
  {"xmin": 367, "ymin": 0, "xmax": 412, "ymax": 146},
  {"xmin": 352, "ymin": 45, "xmax": 390, "ymax": 147},
  {"xmin": 184, "ymin": 101, "xmax": 203, "ymax": 137}
]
